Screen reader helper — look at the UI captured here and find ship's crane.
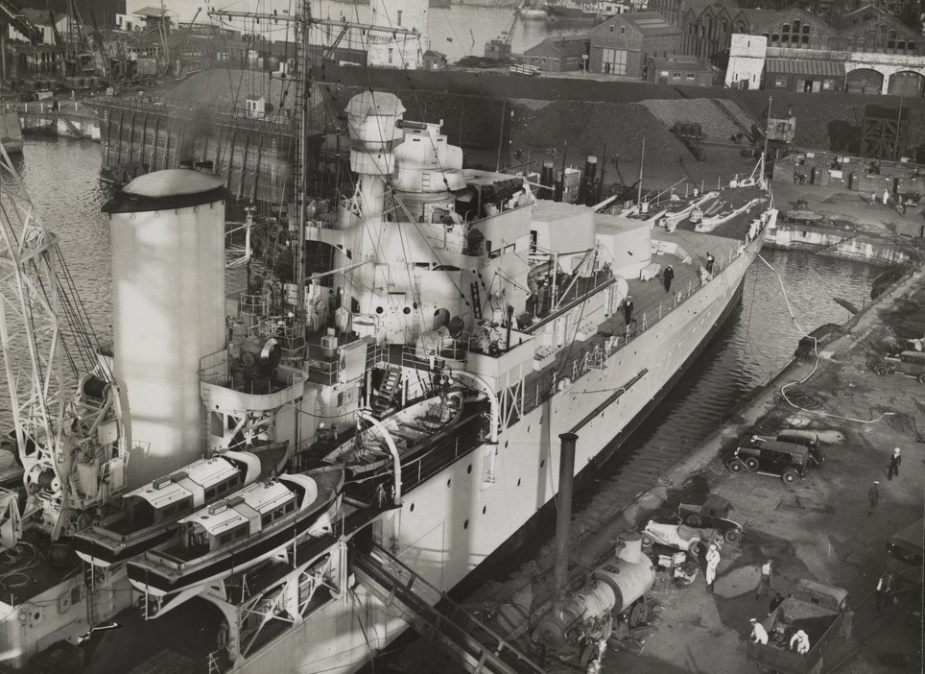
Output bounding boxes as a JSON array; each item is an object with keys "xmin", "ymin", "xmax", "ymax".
[
  {"xmin": 0, "ymin": 0, "xmax": 43, "ymax": 44},
  {"xmin": 0, "ymin": 141, "xmax": 129, "ymax": 544}
]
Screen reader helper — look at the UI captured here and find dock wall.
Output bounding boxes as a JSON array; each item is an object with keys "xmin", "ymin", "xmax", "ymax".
[
  {"xmin": 95, "ymin": 99, "xmax": 298, "ymax": 206},
  {"xmin": 766, "ymin": 223, "xmax": 915, "ymax": 264}
]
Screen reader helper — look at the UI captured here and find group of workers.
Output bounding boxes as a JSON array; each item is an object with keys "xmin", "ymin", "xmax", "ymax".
[{"xmin": 749, "ymin": 619, "xmax": 811, "ymax": 654}]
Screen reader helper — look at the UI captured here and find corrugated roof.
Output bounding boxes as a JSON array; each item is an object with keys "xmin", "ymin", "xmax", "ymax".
[
  {"xmin": 622, "ymin": 12, "xmax": 683, "ymax": 36},
  {"xmin": 765, "ymin": 58, "xmax": 845, "ymax": 76}
]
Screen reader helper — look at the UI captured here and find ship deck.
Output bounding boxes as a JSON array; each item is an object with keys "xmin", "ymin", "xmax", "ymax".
[{"xmin": 294, "ymin": 185, "xmax": 767, "ymax": 515}]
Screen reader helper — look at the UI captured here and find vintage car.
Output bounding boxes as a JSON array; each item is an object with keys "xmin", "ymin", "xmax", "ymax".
[
  {"xmin": 677, "ymin": 495, "xmax": 744, "ymax": 543},
  {"xmin": 739, "ymin": 430, "xmax": 825, "ymax": 465},
  {"xmin": 727, "ymin": 439, "xmax": 817, "ymax": 483},
  {"xmin": 875, "ymin": 350, "xmax": 925, "ymax": 383},
  {"xmin": 641, "ymin": 520, "xmax": 719, "ymax": 557}
]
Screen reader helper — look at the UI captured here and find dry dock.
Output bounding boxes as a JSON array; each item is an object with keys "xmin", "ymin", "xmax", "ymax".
[{"xmin": 381, "ymin": 226, "xmax": 924, "ymax": 672}]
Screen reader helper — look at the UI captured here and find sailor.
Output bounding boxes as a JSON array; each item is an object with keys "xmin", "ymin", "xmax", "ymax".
[
  {"xmin": 876, "ymin": 572, "xmax": 894, "ymax": 614},
  {"xmin": 868, "ymin": 480, "xmax": 880, "ymax": 516},
  {"xmin": 748, "ymin": 618, "xmax": 768, "ymax": 645},
  {"xmin": 789, "ymin": 629, "xmax": 810, "ymax": 654},
  {"xmin": 662, "ymin": 265, "xmax": 674, "ymax": 293},
  {"xmin": 705, "ymin": 543, "xmax": 721, "ymax": 591},
  {"xmin": 622, "ymin": 296, "xmax": 634, "ymax": 325},
  {"xmin": 756, "ymin": 559, "xmax": 772, "ymax": 600},
  {"xmin": 888, "ymin": 447, "xmax": 901, "ymax": 480},
  {"xmin": 705, "ymin": 252, "xmax": 715, "ymax": 275}
]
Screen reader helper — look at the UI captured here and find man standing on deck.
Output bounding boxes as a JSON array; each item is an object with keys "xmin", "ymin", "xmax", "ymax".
[
  {"xmin": 705, "ymin": 252, "xmax": 715, "ymax": 275},
  {"xmin": 663, "ymin": 265, "xmax": 674, "ymax": 293},
  {"xmin": 623, "ymin": 296, "xmax": 633, "ymax": 325}
]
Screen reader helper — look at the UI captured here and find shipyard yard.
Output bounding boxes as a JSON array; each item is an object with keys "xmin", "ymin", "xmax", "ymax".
[{"xmin": 0, "ymin": 1, "xmax": 924, "ymax": 672}]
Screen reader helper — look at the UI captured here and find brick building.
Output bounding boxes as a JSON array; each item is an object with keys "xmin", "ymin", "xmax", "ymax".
[
  {"xmin": 523, "ymin": 37, "xmax": 589, "ymax": 72},
  {"xmin": 589, "ymin": 12, "xmax": 682, "ymax": 77}
]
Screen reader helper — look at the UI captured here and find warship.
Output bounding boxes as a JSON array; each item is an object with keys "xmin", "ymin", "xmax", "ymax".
[{"xmin": 0, "ymin": 75, "xmax": 774, "ymax": 673}]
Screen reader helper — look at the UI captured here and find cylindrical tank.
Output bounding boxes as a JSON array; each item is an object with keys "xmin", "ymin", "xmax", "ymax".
[{"xmin": 103, "ymin": 169, "xmax": 227, "ymax": 487}]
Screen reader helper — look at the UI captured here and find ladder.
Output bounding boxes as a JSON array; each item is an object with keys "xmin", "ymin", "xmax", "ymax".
[
  {"xmin": 710, "ymin": 98, "xmax": 754, "ymax": 143},
  {"xmin": 470, "ymin": 282, "xmax": 483, "ymax": 320},
  {"xmin": 352, "ymin": 543, "xmax": 546, "ymax": 674},
  {"xmin": 372, "ymin": 367, "xmax": 401, "ymax": 417}
]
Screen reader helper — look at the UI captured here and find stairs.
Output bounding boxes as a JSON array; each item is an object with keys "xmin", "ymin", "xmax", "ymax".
[
  {"xmin": 372, "ymin": 367, "xmax": 401, "ymax": 417},
  {"xmin": 352, "ymin": 543, "xmax": 545, "ymax": 674}
]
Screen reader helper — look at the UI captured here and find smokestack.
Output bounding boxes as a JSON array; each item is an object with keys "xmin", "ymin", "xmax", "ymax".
[
  {"xmin": 584, "ymin": 155, "xmax": 597, "ymax": 182},
  {"xmin": 554, "ymin": 433, "xmax": 578, "ymax": 605}
]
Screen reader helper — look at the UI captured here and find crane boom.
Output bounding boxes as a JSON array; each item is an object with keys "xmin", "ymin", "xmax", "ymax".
[{"xmin": 0, "ymin": 141, "xmax": 128, "ymax": 543}]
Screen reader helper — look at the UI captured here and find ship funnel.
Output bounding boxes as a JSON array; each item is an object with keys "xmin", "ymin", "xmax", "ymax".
[
  {"xmin": 103, "ymin": 169, "xmax": 227, "ymax": 487},
  {"xmin": 553, "ymin": 433, "xmax": 578, "ymax": 605},
  {"xmin": 584, "ymin": 155, "xmax": 597, "ymax": 181}
]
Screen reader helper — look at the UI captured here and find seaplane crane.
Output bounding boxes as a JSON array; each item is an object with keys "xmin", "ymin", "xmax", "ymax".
[{"xmin": 0, "ymin": 142, "xmax": 129, "ymax": 545}]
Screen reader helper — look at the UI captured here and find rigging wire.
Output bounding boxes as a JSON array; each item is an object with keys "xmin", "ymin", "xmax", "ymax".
[{"xmin": 755, "ymin": 252, "xmax": 897, "ymax": 426}]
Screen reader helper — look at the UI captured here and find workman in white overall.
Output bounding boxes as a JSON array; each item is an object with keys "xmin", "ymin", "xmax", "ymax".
[
  {"xmin": 705, "ymin": 543, "xmax": 721, "ymax": 590},
  {"xmin": 790, "ymin": 629, "xmax": 810, "ymax": 654}
]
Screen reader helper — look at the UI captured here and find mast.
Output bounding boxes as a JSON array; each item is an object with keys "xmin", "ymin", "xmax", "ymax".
[
  {"xmin": 762, "ymin": 95, "xmax": 772, "ymax": 174},
  {"xmin": 295, "ymin": 0, "xmax": 310, "ymax": 321},
  {"xmin": 636, "ymin": 134, "xmax": 645, "ymax": 207}
]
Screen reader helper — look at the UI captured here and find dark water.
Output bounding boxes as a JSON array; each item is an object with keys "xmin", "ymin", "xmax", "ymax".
[{"xmin": 620, "ymin": 248, "xmax": 881, "ymax": 462}]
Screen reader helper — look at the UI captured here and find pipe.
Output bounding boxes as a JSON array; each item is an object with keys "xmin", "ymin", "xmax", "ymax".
[
  {"xmin": 554, "ymin": 432, "xmax": 578, "ymax": 605},
  {"xmin": 356, "ymin": 410, "xmax": 402, "ymax": 506}
]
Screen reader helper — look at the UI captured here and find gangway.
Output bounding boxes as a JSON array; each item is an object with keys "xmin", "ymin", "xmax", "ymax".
[{"xmin": 352, "ymin": 542, "xmax": 546, "ymax": 674}]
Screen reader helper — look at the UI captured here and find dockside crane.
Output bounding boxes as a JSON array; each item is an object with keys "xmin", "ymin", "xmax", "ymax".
[{"xmin": 0, "ymin": 141, "xmax": 129, "ymax": 545}]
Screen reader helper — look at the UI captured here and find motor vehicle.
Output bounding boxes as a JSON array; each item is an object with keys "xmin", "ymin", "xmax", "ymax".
[
  {"xmin": 641, "ymin": 520, "xmax": 718, "ymax": 556},
  {"xmin": 727, "ymin": 439, "xmax": 815, "ymax": 483},
  {"xmin": 875, "ymin": 350, "xmax": 925, "ymax": 383},
  {"xmin": 740, "ymin": 430, "xmax": 825, "ymax": 466},
  {"xmin": 677, "ymin": 495, "xmax": 744, "ymax": 543}
]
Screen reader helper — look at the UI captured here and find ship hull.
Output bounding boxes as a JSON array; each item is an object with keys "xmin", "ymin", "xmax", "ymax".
[{"xmin": 224, "ymin": 226, "xmax": 768, "ymax": 674}]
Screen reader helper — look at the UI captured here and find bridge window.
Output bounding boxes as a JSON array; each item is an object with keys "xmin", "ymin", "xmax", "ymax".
[{"xmin": 782, "ymin": 23, "xmax": 790, "ymax": 34}]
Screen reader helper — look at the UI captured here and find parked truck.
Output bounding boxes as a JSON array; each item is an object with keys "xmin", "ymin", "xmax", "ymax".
[{"xmin": 747, "ymin": 579, "xmax": 849, "ymax": 674}]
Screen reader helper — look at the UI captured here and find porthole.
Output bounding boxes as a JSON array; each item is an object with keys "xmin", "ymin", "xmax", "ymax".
[
  {"xmin": 482, "ymin": 506, "xmax": 487, "ymax": 514},
  {"xmin": 447, "ymin": 478, "xmax": 452, "ymax": 487},
  {"xmin": 467, "ymin": 464, "xmax": 472, "ymax": 474},
  {"xmin": 463, "ymin": 519, "xmax": 469, "ymax": 529},
  {"xmin": 376, "ymin": 306, "xmax": 384, "ymax": 314},
  {"xmin": 528, "ymin": 425, "xmax": 531, "ymax": 433},
  {"xmin": 540, "ymin": 459, "xmax": 545, "ymax": 468},
  {"xmin": 410, "ymin": 503, "xmax": 415, "ymax": 512},
  {"xmin": 403, "ymin": 307, "xmax": 411, "ymax": 314},
  {"xmin": 517, "ymin": 478, "xmax": 521, "ymax": 486},
  {"xmin": 505, "ymin": 440, "xmax": 509, "ymax": 448}
]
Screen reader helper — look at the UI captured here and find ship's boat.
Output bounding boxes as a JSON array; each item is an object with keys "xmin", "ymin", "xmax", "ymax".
[
  {"xmin": 323, "ymin": 389, "xmax": 465, "ymax": 477},
  {"xmin": 126, "ymin": 466, "xmax": 344, "ymax": 597},
  {"xmin": 73, "ymin": 450, "xmax": 262, "ymax": 567}
]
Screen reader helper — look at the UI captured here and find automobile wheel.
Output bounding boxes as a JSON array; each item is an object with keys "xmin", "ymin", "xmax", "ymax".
[
  {"xmin": 689, "ymin": 541, "xmax": 705, "ymax": 557},
  {"xmin": 686, "ymin": 514, "xmax": 702, "ymax": 527},
  {"xmin": 642, "ymin": 535, "xmax": 654, "ymax": 548},
  {"xmin": 745, "ymin": 457, "xmax": 760, "ymax": 472},
  {"xmin": 874, "ymin": 365, "xmax": 888, "ymax": 376},
  {"xmin": 781, "ymin": 468, "xmax": 799, "ymax": 484},
  {"xmin": 918, "ymin": 374, "xmax": 925, "ymax": 385},
  {"xmin": 628, "ymin": 600, "xmax": 648, "ymax": 628},
  {"xmin": 724, "ymin": 529, "xmax": 740, "ymax": 544},
  {"xmin": 728, "ymin": 459, "xmax": 746, "ymax": 473}
]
